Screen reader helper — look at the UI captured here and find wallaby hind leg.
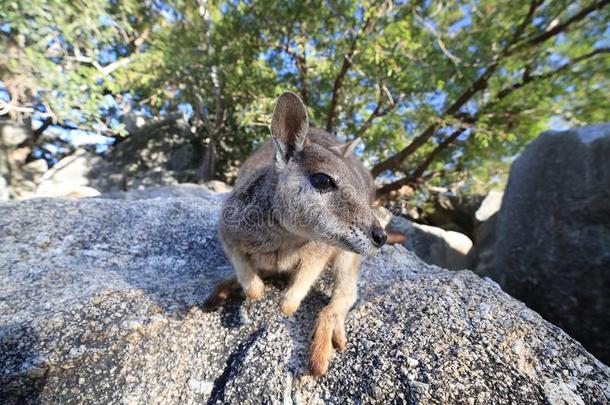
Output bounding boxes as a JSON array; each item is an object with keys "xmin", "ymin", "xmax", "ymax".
[
  {"xmin": 280, "ymin": 249, "xmax": 333, "ymax": 316},
  {"xmin": 202, "ymin": 277, "xmax": 241, "ymax": 312},
  {"xmin": 309, "ymin": 250, "xmax": 360, "ymax": 377}
]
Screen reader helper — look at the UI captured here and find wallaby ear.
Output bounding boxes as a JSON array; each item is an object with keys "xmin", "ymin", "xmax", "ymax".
[
  {"xmin": 330, "ymin": 137, "xmax": 361, "ymax": 157},
  {"xmin": 271, "ymin": 92, "xmax": 309, "ymax": 165}
]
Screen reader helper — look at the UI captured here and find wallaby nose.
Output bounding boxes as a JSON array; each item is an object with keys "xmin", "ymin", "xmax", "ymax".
[{"xmin": 370, "ymin": 225, "xmax": 387, "ymax": 248}]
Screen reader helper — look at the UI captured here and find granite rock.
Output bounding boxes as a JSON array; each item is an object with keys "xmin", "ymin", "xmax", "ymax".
[
  {"xmin": 491, "ymin": 123, "xmax": 610, "ymax": 363},
  {"xmin": 0, "ymin": 193, "xmax": 608, "ymax": 404}
]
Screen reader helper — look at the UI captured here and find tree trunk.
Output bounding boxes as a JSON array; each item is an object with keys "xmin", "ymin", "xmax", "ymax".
[{"xmin": 197, "ymin": 137, "xmax": 216, "ymax": 182}]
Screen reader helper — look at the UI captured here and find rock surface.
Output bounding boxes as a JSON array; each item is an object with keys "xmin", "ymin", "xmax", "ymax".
[
  {"xmin": 424, "ymin": 192, "xmax": 484, "ymax": 236},
  {"xmin": 97, "ymin": 183, "xmax": 226, "ymax": 201},
  {"xmin": 474, "ymin": 190, "xmax": 503, "ymax": 223},
  {"xmin": 491, "ymin": 123, "xmax": 610, "ymax": 364},
  {"xmin": 1, "ymin": 191, "xmax": 609, "ymax": 404},
  {"xmin": 472, "ymin": 190, "xmax": 504, "ymax": 276},
  {"xmin": 35, "ymin": 149, "xmax": 107, "ymax": 198},
  {"xmin": 387, "ymin": 215, "xmax": 474, "ymax": 270},
  {"xmin": 100, "ymin": 116, "xmax": 200, "ymax": 190},
  {"xmin": 1, "ymin": 116, "xmax": 210, "ymax": 200},
  {"xmin": 0, "ymin": 122, "xmax": 47, "ymax": 199},
  {"xmin": 0, "ymin": 176, "xmax": 8, "ymax": 201}
]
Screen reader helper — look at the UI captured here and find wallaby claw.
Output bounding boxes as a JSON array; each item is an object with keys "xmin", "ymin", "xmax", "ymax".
[
  {"xmin": 279, "ymin": 297, "xmax": 299, "ymax": 316},
  {"xmin": 332, "ymin": 323, "xmax": 347, "ymax": 352}
]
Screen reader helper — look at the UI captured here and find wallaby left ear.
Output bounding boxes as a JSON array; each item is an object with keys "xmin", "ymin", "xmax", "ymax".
[
  {"xmin": 330, "ymin": 138, "xmax": 361, "ymax": 157},
  {"xmin": 271, "ymin": 92, "xmax": 309, "ymax": 165}
]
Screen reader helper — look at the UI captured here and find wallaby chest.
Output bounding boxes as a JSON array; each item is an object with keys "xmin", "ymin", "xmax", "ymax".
[{"xmin": 248, "ymin": 239, "xmax": 335, "ymax": 274}]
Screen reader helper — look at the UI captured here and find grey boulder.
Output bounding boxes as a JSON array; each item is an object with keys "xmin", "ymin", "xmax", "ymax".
[
  {"xmin": 472, "ymin": 190, "xmax": 504, "ymax": 276},
  {"xmin": 387, "ymin": 215, "xmax": 474, "ymax": 270},
  {"xmin": 0, "ymin": 192, "xmax": 609, "ymax": 404},
  {"xmin": 35, "ymin": 149, "xmax": 105, "ymax": 198},
  {"xmin": 491, "ymin": 123, "xmax": 610, "ymax": 363},
  {"xmin": 0, "ymin": 176, "xmax": 8, "ymax": 201}
]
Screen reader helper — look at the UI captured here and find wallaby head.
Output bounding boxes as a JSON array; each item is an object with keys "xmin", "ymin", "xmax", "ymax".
[{"xmin": 270, "ymin": 92, "xmax": 386, "ymax": 255}]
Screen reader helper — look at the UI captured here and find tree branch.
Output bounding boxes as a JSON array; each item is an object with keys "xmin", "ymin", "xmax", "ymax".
[
  {"xmin": 375, "ymin": 45, "xmax": 610, "ymax": 197},
  {"xmin": 355, "ymin": 86, "xmax": 402, "ymax": 137},
  {"xmin": 370, "ymin": 0, "xmax": 599, "ymax": 178},
  {"xmin": 15, "ymin": 117, "xmax": 53, "ymax": 149},
  {"xmin": 374, "ymin": 1, "xmax": 608, "ymax": 195},
  {"xmin": 376, "ymin": 128, "xmax": 466, "ymax": 196},
  {"xmin": 496, "ymin": 47, "xmax": 610, "ymax": 99},
  {"xmin": 326, "ymin": 15, "xmax": 374, "ymax": 132},
  {"xmin": 64, "ymin": 55, "xmax": 131, "ymax": 76},
  {"xmin": 508, "ymin": 0, "xmax": 544, "ymax": 46},
  {"xmin": 282, "ymin": 39, "xmax": 309, "ymax": 105},
  {"xmin": 508, "ymin": 0, "xmax": 609, "ymax": 56}
]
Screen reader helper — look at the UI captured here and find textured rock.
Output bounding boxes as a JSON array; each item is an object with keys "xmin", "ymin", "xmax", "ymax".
[
  {"xmin": 473, "ymin": 214, "xmax": 498, "ymax": 276},
  {"xmin": 424, "ymin": 192, "xmax": 484, "ymax": 236},
  {"xmin": 0, "ymin": 176, "xmax": 8, "ymax": 201},
  {"xmin": 474, "ymin": 190, "xmax": 503, "ymax": 222},
  {"xmin": 0, "ymin": 122, "xmax": 29, "ymax": 147},
  {"xmin": 491, "ymin": 123, "xmax": 610, "ymax": 364},
  {"xmin": 101, "ymin": 117, "xmax": 200, "ymax": 190},
  {"xmin": 97, "ymin": 183, "xmax": 225, "ymax": 201},
  {"xmin": 0, "ymin": 122, "xmax": 46, "ymax": 199},
  {"xmin": 35, "ymin": 149, "xmax": 105, "ymax": 198},
  {"xmin": 473, "ymin": 190, "xmax": 504, "ymax": 276},
  {"xmin": 1, "ymin": 192, "xmax": 609, "ymax": 404},
  {"xmin": 203, "ymin": 180, "xmax": 233, "ymax": 194},
  {"xmin": 388, "ymin": 215, "xmax": 474, "ymax": 270}
]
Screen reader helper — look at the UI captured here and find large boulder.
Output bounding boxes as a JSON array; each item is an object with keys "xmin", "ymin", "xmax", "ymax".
[
  {"xmin": 0, "ymin": 121, "xmax": 45, "ymax": 199},
  {"xmin": 0, "ymin": 176, "xmax": 8, "ymax": 201},
  {"xmin": 472, "ymin": 190, "xmax": 504, "ymax": 276},
  {"xmin": 424, "ymin": 191, "xmax": 484, "ymax": 236},
  {"xmin": 100, "ymin": 116, "xmax": 200, "ymax": 190},
  {"xmin": 474, "ymin": 190, "xmax": 503, "ymax": 223},
  {"xmin": 387, "ymin": 215, "xmax": 474, "ymax": 270},
  {"xmin": 491, "ymin": 123, "xmax": 610, "ymax": 364},
  {"xmin": 97, "ymin": 183, "xmax": 226, "ymax": 201},
  {"xmin": 0, "ymin": 122, "xmax": 29, "ymax": 148},
  {"xmin": 1, "ymin": 191, "xmax": 609, "ymax": 404},
  {"xmin": 35, "ymin": 149, "xmax": 108, "ymax": 198}
]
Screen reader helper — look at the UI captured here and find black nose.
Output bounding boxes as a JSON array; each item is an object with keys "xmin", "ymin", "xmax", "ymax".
[{"xmin": 370, "ymin": 225, "xmax": 387, "ymax": 248}]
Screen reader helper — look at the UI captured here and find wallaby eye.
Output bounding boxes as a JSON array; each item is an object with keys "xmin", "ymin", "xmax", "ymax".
[{"xmin": 310, "ymin": 173, "xmax": 336, "ymax": 192}]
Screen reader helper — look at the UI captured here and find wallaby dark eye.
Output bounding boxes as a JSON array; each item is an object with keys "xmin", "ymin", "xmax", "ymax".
[{"xmin": 310, "ymin": 173, "xmax": 336, "ymax": 192}]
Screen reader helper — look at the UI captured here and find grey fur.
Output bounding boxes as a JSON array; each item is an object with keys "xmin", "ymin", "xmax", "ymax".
[{"xmin": 220, "ymin": 107, "xmax": 380, "ymax": 257}]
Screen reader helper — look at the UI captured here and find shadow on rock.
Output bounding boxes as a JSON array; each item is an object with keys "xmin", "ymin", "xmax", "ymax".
[{"xmin": 0, "ymin": 325, "xmax": 48, "ymax": 404}]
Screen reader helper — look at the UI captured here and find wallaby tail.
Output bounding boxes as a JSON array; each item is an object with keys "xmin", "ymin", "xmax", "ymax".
[{"xmin": 202, "ymin": 276, "xmax": 242, "ymax": 312}]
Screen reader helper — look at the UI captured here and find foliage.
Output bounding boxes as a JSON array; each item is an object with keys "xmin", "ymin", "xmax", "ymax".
[{"xmin": 1, "ymin": 0, "xmax": 609, "ymax": 194}]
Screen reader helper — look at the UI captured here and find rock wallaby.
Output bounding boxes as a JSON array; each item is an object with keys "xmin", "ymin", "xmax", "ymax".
[{"xmin": 209, "ymin": 92, "xmax": 387, "ymax": 376}]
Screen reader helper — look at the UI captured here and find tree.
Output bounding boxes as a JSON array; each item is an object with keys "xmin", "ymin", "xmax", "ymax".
[
  {"xmin": 236, "ymin": 0, "xmax": 609, "ymax": 197},
  {"xmin": 0, "ymin": 0, "xmax": 157, "ymax": 161},
  {"xmin": 115, "ymin": 0, "xmax": 277, "ymax": 181},
  {"xmin": 2, "ymin": 0, "xmax": 609, "ymax": 198},
  {"xmin": 369, "ymin": 0, "xmax": 610, "ymax": 196}
]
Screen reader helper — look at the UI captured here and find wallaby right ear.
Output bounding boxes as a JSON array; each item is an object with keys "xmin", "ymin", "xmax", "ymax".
[{"xmin": 271, "ymin": 92, "xmax": 309, "ymax": 165}]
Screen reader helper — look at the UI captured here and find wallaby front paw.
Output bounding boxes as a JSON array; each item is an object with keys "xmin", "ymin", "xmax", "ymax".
[
  {"xmin": 279, "ymin": 296, "xmax": 300, "ymax": 316},
  {"xmin": 244, "ymin": 277, "xmax": 264, "ymax": 300}
]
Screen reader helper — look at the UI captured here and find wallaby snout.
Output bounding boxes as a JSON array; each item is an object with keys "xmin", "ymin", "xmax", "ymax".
[{"xmin": 370, "ymin": 224, "xmax": 387, "ymax": 248}]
